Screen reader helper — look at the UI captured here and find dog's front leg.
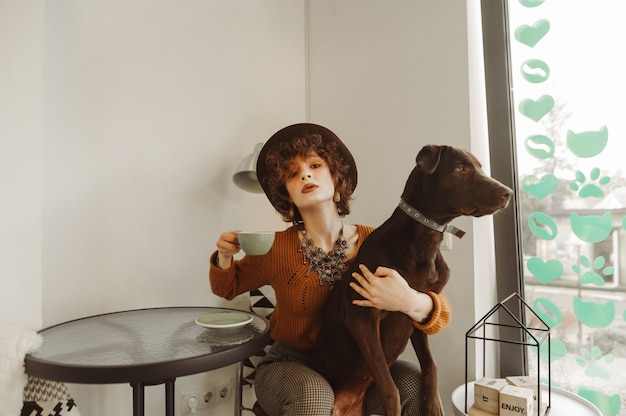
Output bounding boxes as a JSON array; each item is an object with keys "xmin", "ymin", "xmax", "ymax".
[
  {"xmin": 410, "ymin": 330, "xmax": 445, "ymax": 416},
  {"xmin": 347, "ymin": 310, "xmax": 401, "ymax": 416}
]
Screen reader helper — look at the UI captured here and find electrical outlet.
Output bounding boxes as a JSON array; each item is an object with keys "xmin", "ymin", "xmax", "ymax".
[
  {"xmin": 181, "ymin": 383, "xmax": 216, "ymax": 414},
  {"xmin": 203, "ymin": 384, "xmax": 217, "ymax": 406},
  {"xmin": 202, "ymin": 383, "xmax": 216, "ymax": 406},
  {"xmin": 216, "ymin": 379, "xmax": 235, "ymax": 403},
  {"xmin": 181, "ymin": 390, "xmax": 205, "ymax": 414}
]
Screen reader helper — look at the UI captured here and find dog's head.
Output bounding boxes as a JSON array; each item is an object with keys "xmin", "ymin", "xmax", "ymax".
[{"xmin": 403, "ymin": 145, "xmax": 512, "ymax": 220}]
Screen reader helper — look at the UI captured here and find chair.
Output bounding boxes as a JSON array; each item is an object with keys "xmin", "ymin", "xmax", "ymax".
[
  {"xmin": 0, "ymin": 321, "xmax": 82, "ymax": 416},
  {"xmin": 22, "ymin": 376, "xmax": 82, "ymax": 416},
  {"xmin": 237, "ymin": 288, "xmax": 382, "ymax": 416},
  {"xmin": 239, "ymin": 286, "xmax": 275, "ymax": 415}
]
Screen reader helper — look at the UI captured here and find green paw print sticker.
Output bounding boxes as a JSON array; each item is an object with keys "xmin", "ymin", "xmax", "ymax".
[
  {"xmin": 572, "ymin": 255, "xmax": 614, "ymax": 286},
  {"xmin": 570, "ymin": 168, "xmax": 610, "ymax": 198},
  {"xmin": 576, "ymin": 346, "xmax": 614, "ymax": 380}
]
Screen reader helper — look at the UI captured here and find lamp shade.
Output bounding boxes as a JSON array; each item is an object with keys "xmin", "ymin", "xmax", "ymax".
[{"xmin": 232, "ymin": 142, "xmax": 264, "ymax": 193}]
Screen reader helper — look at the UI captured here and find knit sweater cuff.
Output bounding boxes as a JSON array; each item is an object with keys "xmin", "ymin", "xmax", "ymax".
[{"xmin": 412, "ymin": 291, "xmax": 451, "ymax": 335}]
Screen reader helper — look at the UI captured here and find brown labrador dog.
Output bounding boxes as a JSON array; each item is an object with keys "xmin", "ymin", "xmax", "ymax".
[{"xmin": 309, "ymin": 145, "xmax": 512, "ymax": 416}]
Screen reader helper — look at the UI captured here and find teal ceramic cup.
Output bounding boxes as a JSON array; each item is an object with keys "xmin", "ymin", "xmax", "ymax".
[{"xmin": 237, "ymin": 231, "xmax": 275, "ymax": 255}]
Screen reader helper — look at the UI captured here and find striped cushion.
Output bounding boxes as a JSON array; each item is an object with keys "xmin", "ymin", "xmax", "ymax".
[
  {"xmin": 243, "ymin": 286, "xmax": 275, "ymax": 385},
  {"xmin": 22, "ymin": 376, "xmax": 81, "ymax": 416}
]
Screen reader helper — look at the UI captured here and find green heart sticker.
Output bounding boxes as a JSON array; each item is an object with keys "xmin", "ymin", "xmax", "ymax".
[
  {"xmin": 527, "ymin": 257, "xmax": 563, "ymax": 284},
  {"xmin": 566, "ymin": 125, "xmax": 609, "ymax": 158},
  {"xmin": 515, "ymin": 19, "xmax": 550, "ymax": 47},
  {"xmin": 522, "ymin": 174, "xmax": 558, "ymax": 200},
  {"xmin": 519, "ymin": 95, "xmax": 554, "ymax": 122}
]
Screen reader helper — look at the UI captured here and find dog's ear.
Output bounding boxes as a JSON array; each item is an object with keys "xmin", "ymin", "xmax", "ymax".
[{"xmin": 416, "ymin": 145, "xmax": 443, "ymax": 174}]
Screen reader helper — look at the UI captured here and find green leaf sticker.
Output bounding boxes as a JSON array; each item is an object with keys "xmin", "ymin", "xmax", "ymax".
[
  {"xmin": 514, "ymin": 19, "xmax": 550, "ymax": 47},
  {"xmin": 578, "ymin": 386, "xmax": 622, "ymax": 416},
  {"xmin": 566, "ymin": 125, "xmax": 609, "ymax": 158},
  {"xmin": 570, "ymin": 212, "xmax": 613, "ymax": 243},
  {"xmin": 527, "ymin": 257, "xmax": 563, "ymax": 284},
  {"xmin": 524, "ymin": 134, "xmax": 555, "ymax": 159},
  {"xmin": 533, "ymin": 297, "xmax": 562, "ymax": 326},
  {"xmin": 519, "ymin": 95, "xmax": 554, "ymax": 122},
  {"xmin": 521, "ymin": 59, "xmax": 550, "ymax": 83},
  {"xmin": 528, "ymin": 212, "xmax": 558, "ymax": 240},
  {"xmin": 573, "ymin": 296, "xmax": 615, "ymax": 328},
  {"xmin": 522, "ymin": 174, "xmax": 558, "ymax": 200},
  {"xmin": 576, "ymin": 346, "xmax": 614, "ymax": 380}
]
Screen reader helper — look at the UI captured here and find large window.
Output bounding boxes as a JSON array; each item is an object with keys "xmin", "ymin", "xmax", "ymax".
[{"xmin": 484, "ymin": 1, "xmax": 626, "ymax": 415}]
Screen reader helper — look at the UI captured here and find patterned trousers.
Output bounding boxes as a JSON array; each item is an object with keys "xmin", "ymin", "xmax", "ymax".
[{"xmin": 254, "ymin": 342, "xmax": 426, "ymax": 416}]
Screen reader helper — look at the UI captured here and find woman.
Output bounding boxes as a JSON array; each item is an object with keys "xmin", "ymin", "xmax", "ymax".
[{"xmin": 210, "ymin": 123, "xmax": 451, "ymax": 415}]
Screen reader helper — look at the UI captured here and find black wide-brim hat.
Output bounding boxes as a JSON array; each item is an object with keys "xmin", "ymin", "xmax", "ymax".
[{"xmin": 256, "ymin": 123, "xmax": 358, "ymax": 209}]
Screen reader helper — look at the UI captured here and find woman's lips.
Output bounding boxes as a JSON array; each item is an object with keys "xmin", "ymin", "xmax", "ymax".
[{"xmin": 302, "ymin": 184, "xmax": 318, "ymax": 193}]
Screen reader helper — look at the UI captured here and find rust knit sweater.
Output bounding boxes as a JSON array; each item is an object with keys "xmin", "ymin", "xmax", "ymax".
[{"xmin": 209, "ymin": 224, "xmax": 451, "ymax": 352}]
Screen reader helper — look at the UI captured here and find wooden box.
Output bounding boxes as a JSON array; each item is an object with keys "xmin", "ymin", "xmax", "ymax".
[
  {"xmin": 507, "ymin": 376, "xmax": 540, "ymax": 412},
  {"xmin": 474, "ymin": 377, "xmax": 508, "ymax": 414},
  {"xmin": 467, "ymin": 404, "xmax": 498, "ymax": 415},
  {"xmin": 500, "ymin": 385, "xmax": 534, "ymax": 416}
]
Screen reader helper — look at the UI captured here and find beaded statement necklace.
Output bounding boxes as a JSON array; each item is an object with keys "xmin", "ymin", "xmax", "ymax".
[{"xmin": 298, "ymin": 224, "xmax": 348, "ymax": 285}]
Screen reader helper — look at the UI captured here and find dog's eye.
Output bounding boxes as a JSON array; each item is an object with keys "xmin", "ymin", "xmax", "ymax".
[{"xmin": 455, "ymin": 165, "xmax": 465, "ymax": 172}]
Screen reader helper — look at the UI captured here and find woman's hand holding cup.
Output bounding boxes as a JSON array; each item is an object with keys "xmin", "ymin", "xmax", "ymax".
[{"xmin": 215, "ymin": 230, "xmax": 241, "ymax": 269}]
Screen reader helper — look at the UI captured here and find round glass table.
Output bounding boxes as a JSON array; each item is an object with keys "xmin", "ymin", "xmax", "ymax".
[{"xmin": 24, "ymin": 307, "xmax": 270, "ymax": 416}]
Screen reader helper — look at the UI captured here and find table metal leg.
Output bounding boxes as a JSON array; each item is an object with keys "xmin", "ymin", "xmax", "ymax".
[
  {"xmin": 235, "ymin": 361, "xmax": 243, "ymax": 416},
  {"xmin": 131, "ymin": 382, "xmax": 145, "ymax": 416},
  {"xmin": 165, "ymin": 378, "xmax": 175, "ymax": 416}
]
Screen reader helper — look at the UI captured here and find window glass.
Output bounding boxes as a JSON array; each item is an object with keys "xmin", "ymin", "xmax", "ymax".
[{"xmin": 508, "ymin": 1, "xmax": 626, "ymax": 415}]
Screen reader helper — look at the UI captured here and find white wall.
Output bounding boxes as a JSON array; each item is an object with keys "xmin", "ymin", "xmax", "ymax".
[
  {"xmin": 42, "ymin": 0, "xmax": 303, "ymax": 326},
  {"xmin": 1, "ymin": 1, "xmax": 498, "ymax": 415},
  {"xmin": 0, "ymin": 1, "xmax": 44, "ymax": 329},
  {"xmin": 307, "ymin": 2, "xmax": 489, "ymax": 414}
]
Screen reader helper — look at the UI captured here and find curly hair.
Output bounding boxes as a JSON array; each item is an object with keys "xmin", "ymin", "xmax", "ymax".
[{"xmin": 260, "ymin": 132, "xmax": 354, "ymax": 224}]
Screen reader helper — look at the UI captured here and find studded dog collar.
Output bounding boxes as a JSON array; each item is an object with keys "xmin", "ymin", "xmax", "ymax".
[{"xmin": 398, "ymin": 199, "xmax": 466, "ymax": 238}]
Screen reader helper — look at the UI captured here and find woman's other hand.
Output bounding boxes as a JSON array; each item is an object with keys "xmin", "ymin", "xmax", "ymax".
[
  {"xmin": 350, "ymin": 264, "xmax": 433, "ymax": 323},
  {"xmin": 215, "ymin": 230, "xmax": 241, "ymax": 269}
]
